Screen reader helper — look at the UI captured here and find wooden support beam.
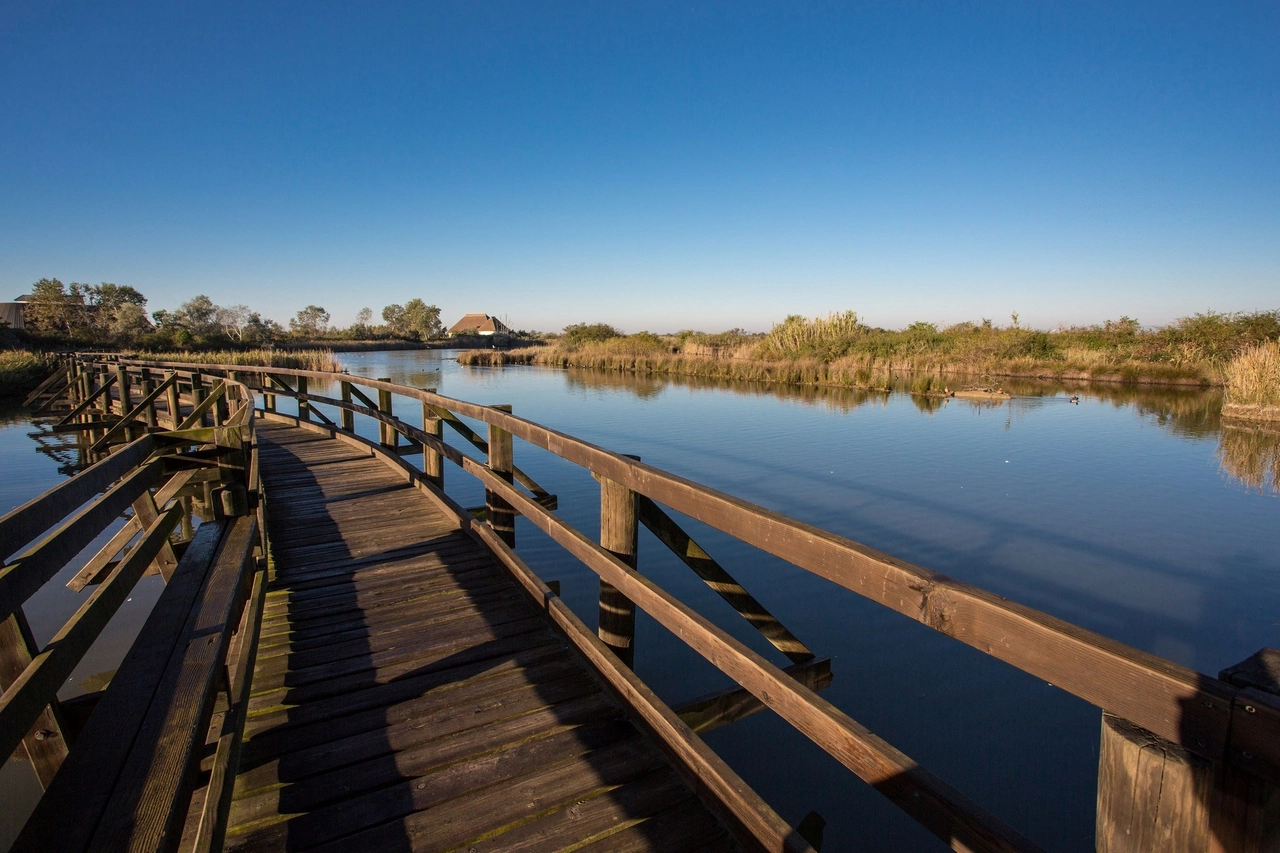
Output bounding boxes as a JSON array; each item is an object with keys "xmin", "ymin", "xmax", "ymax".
[
  {"xmin": 0, "ymin": 606, "xmax": 68, "ymax": 786},
  {"xmin": 599, "ymin": 458, "xmax": 639, "ymax": 669},
  {"xmin": 0, "ymin": 505, "xmax": 182, "ymax": 770},
  {"xmin": 176, "ymin": 381, "xmax": 226, "ymax": 430},
  {"xmin": 54, "ymin": 373, "xmax": 116, "ymax": 428},
  {"xmin": 296, "ymin": 375, "xmax": 309, "ymax": 421},
  {"xmin": 639, "ymin": 495, "xmax": 814, "ymax": 665},
  {"xmin": 376, "ymin": 377, "xmax": 394, "ymax": 447},
  {"xmin": 89, "ymin": 372, "xmax": 179, "ymax": 453},
  {"xmin": 675, "ymin": 657, "xmax": 832, "ymax": 735}
]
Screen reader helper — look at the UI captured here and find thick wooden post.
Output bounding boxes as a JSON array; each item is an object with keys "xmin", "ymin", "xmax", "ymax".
[
  {"xmin": 1098, "ymin": 647, "xmax": 1280, "ymax": 852},
  {"xmin": 486, "ymin": 405, "xmax": 515, "ymax": 546},
  {"xmin": 376, "ymin": 378, "xmax": 394, "ymax": 447},
  {"xmin": 139, "ymin": 368, "xmax": 158, "ymax": 428},
  {"xmin": 423, "ymin": 402, "xmax": 443, "ymax": 487},
  {"xmin": 192, "ymin": 374, "xmax": 208, "ymax": 427},
  {"xmin": 115, "ymin": 363, "xmax": 130, "ymax": 417},
  {"xmin": 598, "ymin": 456, "xmax": 639, "ymax": 669},
  {"xmin": 297, "ymin": 375, "xmax": 309, "ymax": 421},
  {"xmin": 165, "ymin": 374, "xmax": 182, "ymax": 429},
  {"xmin": 340, "ymin": 381, "xmax": 355, "ymax": 432}
]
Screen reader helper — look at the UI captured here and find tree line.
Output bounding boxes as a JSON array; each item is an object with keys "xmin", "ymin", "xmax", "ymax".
[{"xmin": 12, "ymin": 278, "xmax": 448, "ymax": 348}]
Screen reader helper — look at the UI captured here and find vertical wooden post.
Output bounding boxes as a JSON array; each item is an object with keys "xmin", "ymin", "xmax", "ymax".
[
  {"xmin": 0, "ymin": 605, "xmax": 68, "ymax": 788},
  {"xmin": 192, "ymin": 373, "xmax": 208, "ymax": 427},
  {"xmin": 340, "ymin": 381, "xmax": 355, "ymax": 432},
  {"xmin": 423, "ymin": 402, "xmax": 443, "ymax": 488},
  {"xmin": 376, "ymin": 378, "xmax": 394, "ymax": 447},
  {"xmin": 166, "ymin": 373, "xmax": 182, "ymax": 429},
  {"xmin": 297, "ymin": 375, "xmax": 309, "ymax": 422},
  {"xmin": 598, "ymin": 455, "xmax": 640, "ymax": 668},
  {"xmin": 1097, "ymin": 647, "xmax": 1280, "ymax": 853},
  {"xmin": 139, "ymin": 368, "xmax": 158, "ymax": 428},
  {"xmin": 264, "ymin": 375, "xmax": 276, "ymax": 413},
  {"xmin": 486, "ymin": 405, "xmax": 515, "ymax": 547},
  {"xmin": 115, "ymin": 362, "xmax": 131, "ymax": 418}
]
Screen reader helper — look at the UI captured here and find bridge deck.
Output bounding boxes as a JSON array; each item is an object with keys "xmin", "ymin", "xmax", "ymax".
[{"xmin": 221, "ymin": 420, "xmax": 736, "ymax": 852}]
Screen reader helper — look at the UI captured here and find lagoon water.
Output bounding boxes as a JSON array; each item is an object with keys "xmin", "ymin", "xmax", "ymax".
[{"xmin": 2, "ymin": 350, "xmax": 1277, "ymax": 851}]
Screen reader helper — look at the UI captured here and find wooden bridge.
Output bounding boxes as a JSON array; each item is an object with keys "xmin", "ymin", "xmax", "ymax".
[{"xmin": 3, "ymin": 356, "xmax": 1280, "ymax": 852}]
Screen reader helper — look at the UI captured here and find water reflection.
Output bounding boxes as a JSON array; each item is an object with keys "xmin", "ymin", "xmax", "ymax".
[
  {"xmin": 546, "ymin": 365, "xmax": 1280, "ymax": 493},
  {"xmin": 1218, "ymin": 422, "xmax": 1280, "ymax": 494}
]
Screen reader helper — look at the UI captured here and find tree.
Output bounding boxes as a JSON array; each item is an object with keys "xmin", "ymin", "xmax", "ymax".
[
  {"xmin": 290, "ymin": 305, "xmax": 330, "ymax": 338},
  {"xmin": 25, "ymin": 279, "xmax": 77, "ymax": 332},
  {"xmin": 243, "ymin": 312, "xmax": 283, "ymax": 344},
  {"xmin": 401, "ymin": 299, "xmax": 443, "ymax": 339},
  {"xmin": 108, "ymin": 303, "xmax": 152, "ymax": 336},
  {"xmin": 216, "ymin": 304, "xmax": 252, "ymax": 341},
  {"xmin": 355, "ymin": 307, "xmax": 373, "ymax": 327},
  {"xmin": 176, "ymin": 295, "xmax": 218, "ymax": 334},
  {"xmin": 562, "ymin": 323, "xmax": 621, "ymax": 347},
  {"xmin": 382, "ymin": 303, "xmax": 406, "ymax": 335}
]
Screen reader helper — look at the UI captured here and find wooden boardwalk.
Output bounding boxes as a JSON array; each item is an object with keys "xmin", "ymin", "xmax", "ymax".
[{"xmin": 221, "ymin": 421, "xmax": 737, "ymax": 852}]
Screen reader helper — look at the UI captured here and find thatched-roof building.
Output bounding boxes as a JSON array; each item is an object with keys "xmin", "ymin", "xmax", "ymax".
[{"xmin": 448, "ymin": 313, "xmax": 510, "ymax": 336}]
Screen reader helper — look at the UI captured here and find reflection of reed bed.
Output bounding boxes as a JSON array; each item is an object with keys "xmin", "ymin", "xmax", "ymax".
[
  {"xmin": 563, "ymin": 366, "xmax": 888, "ymax": 414},
  {"xmin": 1218, "ymin": 422, "xmax": 1280, "ymax": 494}
]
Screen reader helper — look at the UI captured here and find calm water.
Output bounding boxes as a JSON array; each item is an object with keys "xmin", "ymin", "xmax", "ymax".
[{"xmin": 2, "ymin": 351, "xmax": 1276, "ymax": 851}]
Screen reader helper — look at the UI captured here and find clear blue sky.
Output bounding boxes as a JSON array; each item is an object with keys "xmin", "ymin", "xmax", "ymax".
[{"xmin": 2, "ymin": 2, "xmax": 1276, "ymax": 333}]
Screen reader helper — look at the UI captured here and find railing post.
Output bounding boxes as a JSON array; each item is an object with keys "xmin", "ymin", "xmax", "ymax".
[
  {"xmin": 192, "ymin": 373, "xmax": 208, "ymax": 427},
  {"xmin": 486, "ymin": 405, "xmax": 515, "ymax": 546},
  {"xmin": 598, "ymin": 455, "xmax": 640, "ymax": 668},
  {"xmin": 139, "ymin": 368, "xmax": 158, "ymax": 428},
  {"xmin": 297, "ymin": 375, "xmax": 309, "ymax": 421},
  {"xmin": 340, "ymin": 381, "xmax": 354, "ymax": 432},
  {"xmin": 423, "ymin": 402, "xmax": 443, "ymax": 488},
  {"xmin": 1097, "ymin": 647, "xmax": 1280, "ymax": 852},
  {"xmin": 115, "ymin": 362, "xmax": 131, "ymax": 417},
  {"xmin": 376, "ymin": 378, "xmax": 394, "ymax": 447},
  {"xmin": 166, "ymin": 372, "xmax": 182, "ymax": 429},
  {"xmin": 263, "ymin": 374, "xmax": 276, "ymax": 413},
  {"xmin": 0, "ymin": 608, "xmax": 68, "ymax": 787}
]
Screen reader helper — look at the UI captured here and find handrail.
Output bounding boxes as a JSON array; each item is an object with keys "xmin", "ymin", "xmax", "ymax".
[
  {"xmin": 135, "ymin": 360, "xmax": 1277, "ymax": 780},
  {"xmin": 4, "ymin": 361, "xmax": 265, "ymax": 852}
]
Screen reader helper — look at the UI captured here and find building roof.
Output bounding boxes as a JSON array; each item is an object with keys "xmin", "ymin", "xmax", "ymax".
[{"xmin": 448, "ymin": 313, "xmax": 511, "ymax": 335}]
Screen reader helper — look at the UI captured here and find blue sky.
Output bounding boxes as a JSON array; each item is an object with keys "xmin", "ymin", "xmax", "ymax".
[{"xmin": 1, "ymin": 2, "xmax": 1276, "ymax": 333}]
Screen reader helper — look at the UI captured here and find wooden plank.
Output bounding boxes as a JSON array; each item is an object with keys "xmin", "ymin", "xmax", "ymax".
[
  {"xmin": 639, "ymin": 495, "xmax": 814, "ymax": 664},
  {"xmin": 22, "ymin": 364, "xmax": 70, "ymax": 407},
  {"xmin": 0, "ymin": 460, "xmax": 163, "ymax": 623},
  {"xmin": 0, "ymin": 434, "xmax": 155, "ymax": 561},
  {"xmin": 467, "ymin": 458, "xmax": 1039, "ymax": 853},
  {"xmin": 88, "ymin": 515, "xmax": 257, "ymax": 853},
  {"xmin": 192, "ymin": 562, "xmax": 267, "ymax": 853},
  {"xmin": 486, "ymin": 412, "xmax": 515, "ymax": 546},
  {"xmin": 176, "ymin": 380, "xmax": 225, "ymax": 430},
  {"xmin": 0, "ymin": 505, "xmax": 182, "ymax": 771}
]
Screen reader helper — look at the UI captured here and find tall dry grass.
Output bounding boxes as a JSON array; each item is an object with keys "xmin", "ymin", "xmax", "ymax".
[
  {"xmin": 135, "ymin": 348, "xmax": 342, "ymax": 371},
  {"xmin": 0, "ymin": 350, "xmax": 58, "ymax": 397},
  {"xmin": 1223, "ymin": 341, "xmax": 1280, "ymax": 409}
]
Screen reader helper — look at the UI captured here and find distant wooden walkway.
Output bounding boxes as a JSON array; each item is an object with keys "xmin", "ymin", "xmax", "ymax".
[{"xmin": 222, "ymin": 420, "xmax": 736, "ymax": 852}]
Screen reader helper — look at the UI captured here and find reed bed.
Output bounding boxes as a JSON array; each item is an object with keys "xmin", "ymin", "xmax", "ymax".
[
  {"xmin": 0, "ymin": 350, "xmax": 58, "ymax": 397},
  {"xmin": 1223, "ymin": 342, "xmax": 1280, "ymax": 410},
  {"xmin": 137, "ymin": 348, "xmax": 342, "ymax": 371}
]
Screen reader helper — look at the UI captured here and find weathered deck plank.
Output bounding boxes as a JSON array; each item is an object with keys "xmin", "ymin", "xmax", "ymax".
[{"xmin": 225, "ymin": 420, "xmax": 737, "ymax": 852}]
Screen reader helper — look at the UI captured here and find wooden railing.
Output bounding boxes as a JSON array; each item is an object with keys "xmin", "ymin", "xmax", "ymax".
[
  {"xmin": 2, "ymin": 357, "xmax": 266, "ymax": 852},
  {"xmin": 8, "ymin": 356, "xmax": 1280, "ymax": 852}
]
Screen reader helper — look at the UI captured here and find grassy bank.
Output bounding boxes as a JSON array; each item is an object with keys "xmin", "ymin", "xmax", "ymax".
[
  {"xmin": 0, "ymin": 351, "xmax": 58, "ymax": 398},
  {"xmin": 459, "ymin": 310, "xmax": 1280, "ymax": 390},
  {"xmin": 133, "ymin": 348, "xmax": 342, "ymax": 371}
]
